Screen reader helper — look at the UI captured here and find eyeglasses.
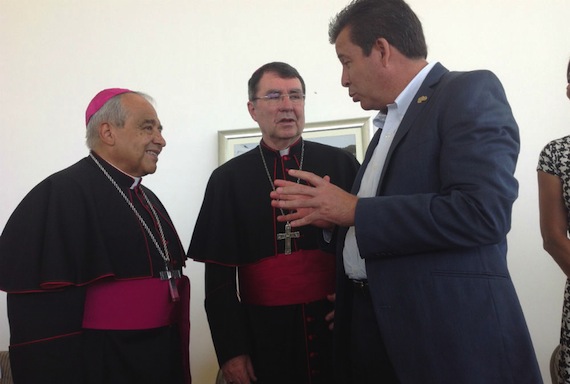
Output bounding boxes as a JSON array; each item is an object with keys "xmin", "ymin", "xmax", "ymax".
[{"xmin": 253, "ymin": 92, "xmax": 305, "ymax": 104}]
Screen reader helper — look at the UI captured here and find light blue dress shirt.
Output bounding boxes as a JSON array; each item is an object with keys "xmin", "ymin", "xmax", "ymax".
[{"xmin": 343, "ymin": 61, "xmax": 437, "ymax": 280}]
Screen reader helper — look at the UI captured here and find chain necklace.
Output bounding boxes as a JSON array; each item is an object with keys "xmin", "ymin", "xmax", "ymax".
[
  {"xmin": 89, "ymin": 154, "xmax": 172, "ymax": 270},
  {"xmin": 259, "ymin": 140, "xmax": 304, "ymax": 254}
]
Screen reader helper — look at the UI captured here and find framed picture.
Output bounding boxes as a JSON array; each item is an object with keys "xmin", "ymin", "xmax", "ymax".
[{"xmin": 218, "ymin": 116, "xmax": 372, "ymax": 165}]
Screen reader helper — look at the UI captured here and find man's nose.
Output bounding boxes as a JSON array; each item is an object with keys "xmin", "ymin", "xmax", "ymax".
[{"xmin": 154, "ymin": 129, "xmax": 166, "ymax": 147}]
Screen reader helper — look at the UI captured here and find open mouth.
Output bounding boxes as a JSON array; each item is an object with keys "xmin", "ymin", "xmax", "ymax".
[{"xmin": 146, "ymin": 150, "xmax": 159, "ymax": 158}]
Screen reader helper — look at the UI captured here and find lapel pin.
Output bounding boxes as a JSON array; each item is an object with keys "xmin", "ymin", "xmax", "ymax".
[{"xmin": 417, "ymin": 95, "xmax": 428, "ymax": 103}]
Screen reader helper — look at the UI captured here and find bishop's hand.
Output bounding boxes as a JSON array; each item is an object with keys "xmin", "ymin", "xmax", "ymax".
[{"xmin": 221, "ymin": 354, "xmax": 257, "ymax": 384}]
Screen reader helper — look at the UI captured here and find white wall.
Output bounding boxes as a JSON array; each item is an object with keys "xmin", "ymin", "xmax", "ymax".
[{"xmin": 0, "ymin": 0, "xmax": 568, "ymax": 382}]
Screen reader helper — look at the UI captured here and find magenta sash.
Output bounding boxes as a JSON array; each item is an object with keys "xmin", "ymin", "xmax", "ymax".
[
  {"xmin": 82, "ymin": 277, "xmax": 191, "ymax": 383},
  {"xmin": 239, "ymin": 249, "xmax": 335, "ymax": 306}
]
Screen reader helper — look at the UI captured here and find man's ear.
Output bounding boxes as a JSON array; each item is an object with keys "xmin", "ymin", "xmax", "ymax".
[
  {"xmin": 247, "ymin": 101, "xmax": 258, "ymax": 122},
  {"xmin": 374, "ymin": 37, "xmax": 391, "ymax": 66},
  {"xmin": 98, "ymin": 123, "xmax": 115, "ymax": 146}
]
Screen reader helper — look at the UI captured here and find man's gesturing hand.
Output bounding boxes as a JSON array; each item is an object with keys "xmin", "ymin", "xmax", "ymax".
[{"xmin": 270, "ymin": 169, "xmax": 357, "ymax": 228}]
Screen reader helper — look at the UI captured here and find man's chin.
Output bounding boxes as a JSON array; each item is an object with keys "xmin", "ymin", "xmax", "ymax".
[
  {"xmin": 276, "ymin": 122, "xmax": 300, "ymax": 130},
  {"xmin": 357, "ymin": 99, "xmax": 380, "ymax": 111},
  {"xmin": 142, "ymin": 163, "xmax": 158, "ymax": 176},
  {"xmin": 277, "ymin": 126, "xmax": 301, "ymax": 136},
  {"xmin": 352, "ymin": 96, "xmax": 368, "ymax": 109}
]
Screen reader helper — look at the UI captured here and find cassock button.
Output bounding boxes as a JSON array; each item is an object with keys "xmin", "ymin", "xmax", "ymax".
[
  {"xmin": 309, "ymin": 352, "xmax": 318, "ymax": 358},
  {"xmin": 311, "ymin": 369, "xmax": 320, "ymax": 376},
  {"xmin": 282, "ymin": 155, "xmax": 290, "ymax": 160},
  {"xmin": 306, "ymin": 316, "xmax": 315, "ymax": 323},
  {"xmin": 308, "ymin": 334, "xmax": 317, "ymax": 341}
]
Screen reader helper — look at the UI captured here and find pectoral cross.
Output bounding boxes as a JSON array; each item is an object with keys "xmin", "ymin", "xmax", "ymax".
[
  {"xmin": 277, "ymin": 222, "xmax": 300, "ymax": 255},
  {"xmin": 160, "ymin": 269, "xmax": 182, "ymax": 302}
]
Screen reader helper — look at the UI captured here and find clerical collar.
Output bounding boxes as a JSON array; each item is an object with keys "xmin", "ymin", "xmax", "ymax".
[
  {"xmin": 260, "ymin": 137, "xmax": 303, "ymax": 157},
  {"xmin": 89, "ymin": 151, "xmax": 141, "ymax": 189},
  {"xmin": 130, "ymin": 178, "xmax": 141, "ymax": 189}
]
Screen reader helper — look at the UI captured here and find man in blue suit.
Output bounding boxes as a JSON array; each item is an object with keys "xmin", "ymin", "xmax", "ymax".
[{"xmin": 270, "ymin": 0, "xmax": 542, "ymax": 382}]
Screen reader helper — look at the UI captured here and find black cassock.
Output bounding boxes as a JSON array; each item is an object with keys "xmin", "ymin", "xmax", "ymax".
[
  {"xmin": 189, "ymin": 138, "xmax": 359, "ymax": 384},
  {"xmin": 0, "ymin": 153, "xmax": 189, "ymax": 384}
]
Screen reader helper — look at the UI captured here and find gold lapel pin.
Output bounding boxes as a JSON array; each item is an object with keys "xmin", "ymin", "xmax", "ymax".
[{"xmin": 417, "ymin": 95, "xmax": 428, "ymax": 103}]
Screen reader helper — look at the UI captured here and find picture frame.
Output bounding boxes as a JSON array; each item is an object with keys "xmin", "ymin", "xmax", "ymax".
[{"xmin": 218, "ymin": 116, "xmax": 372, "ymax": 165}]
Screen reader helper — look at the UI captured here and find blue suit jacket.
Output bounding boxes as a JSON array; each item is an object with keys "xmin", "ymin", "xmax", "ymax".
[{"xmin": 334, "ymin": 63, "xmax": 542, "ymax": 383}]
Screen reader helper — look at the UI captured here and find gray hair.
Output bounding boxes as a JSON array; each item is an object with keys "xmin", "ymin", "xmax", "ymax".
[{"xmin": 85, "ymin": 91, "xmax": 153, "ymax": 149}]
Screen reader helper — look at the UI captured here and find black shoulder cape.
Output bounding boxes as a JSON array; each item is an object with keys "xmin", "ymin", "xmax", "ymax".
[
  {"xmin": 0, "ymin": 153, "xmax": 186, "ymax": 292},
  {"xmin": 188, "ymin": 138, "xmax": 360, "ymax": 265}
]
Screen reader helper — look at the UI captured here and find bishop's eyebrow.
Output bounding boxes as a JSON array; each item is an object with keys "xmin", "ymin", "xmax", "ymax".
[{"xmin": 140, "ymin": 119, "xmax": 163, "ymax": 131}]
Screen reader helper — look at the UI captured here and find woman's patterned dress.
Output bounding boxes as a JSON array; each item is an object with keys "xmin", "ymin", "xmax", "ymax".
[{"xmin": 538, "ymin": 135, "xmax": 570, "ymax": 383}]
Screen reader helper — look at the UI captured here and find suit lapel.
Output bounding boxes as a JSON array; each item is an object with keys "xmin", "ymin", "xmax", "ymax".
[
  {"xmin": 375, "ymin": 63, "xmax": 449, "ymax": 194},
  {"xmin": 351, "ymin": 127, "xmax": 382, "ymax": 194}
]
